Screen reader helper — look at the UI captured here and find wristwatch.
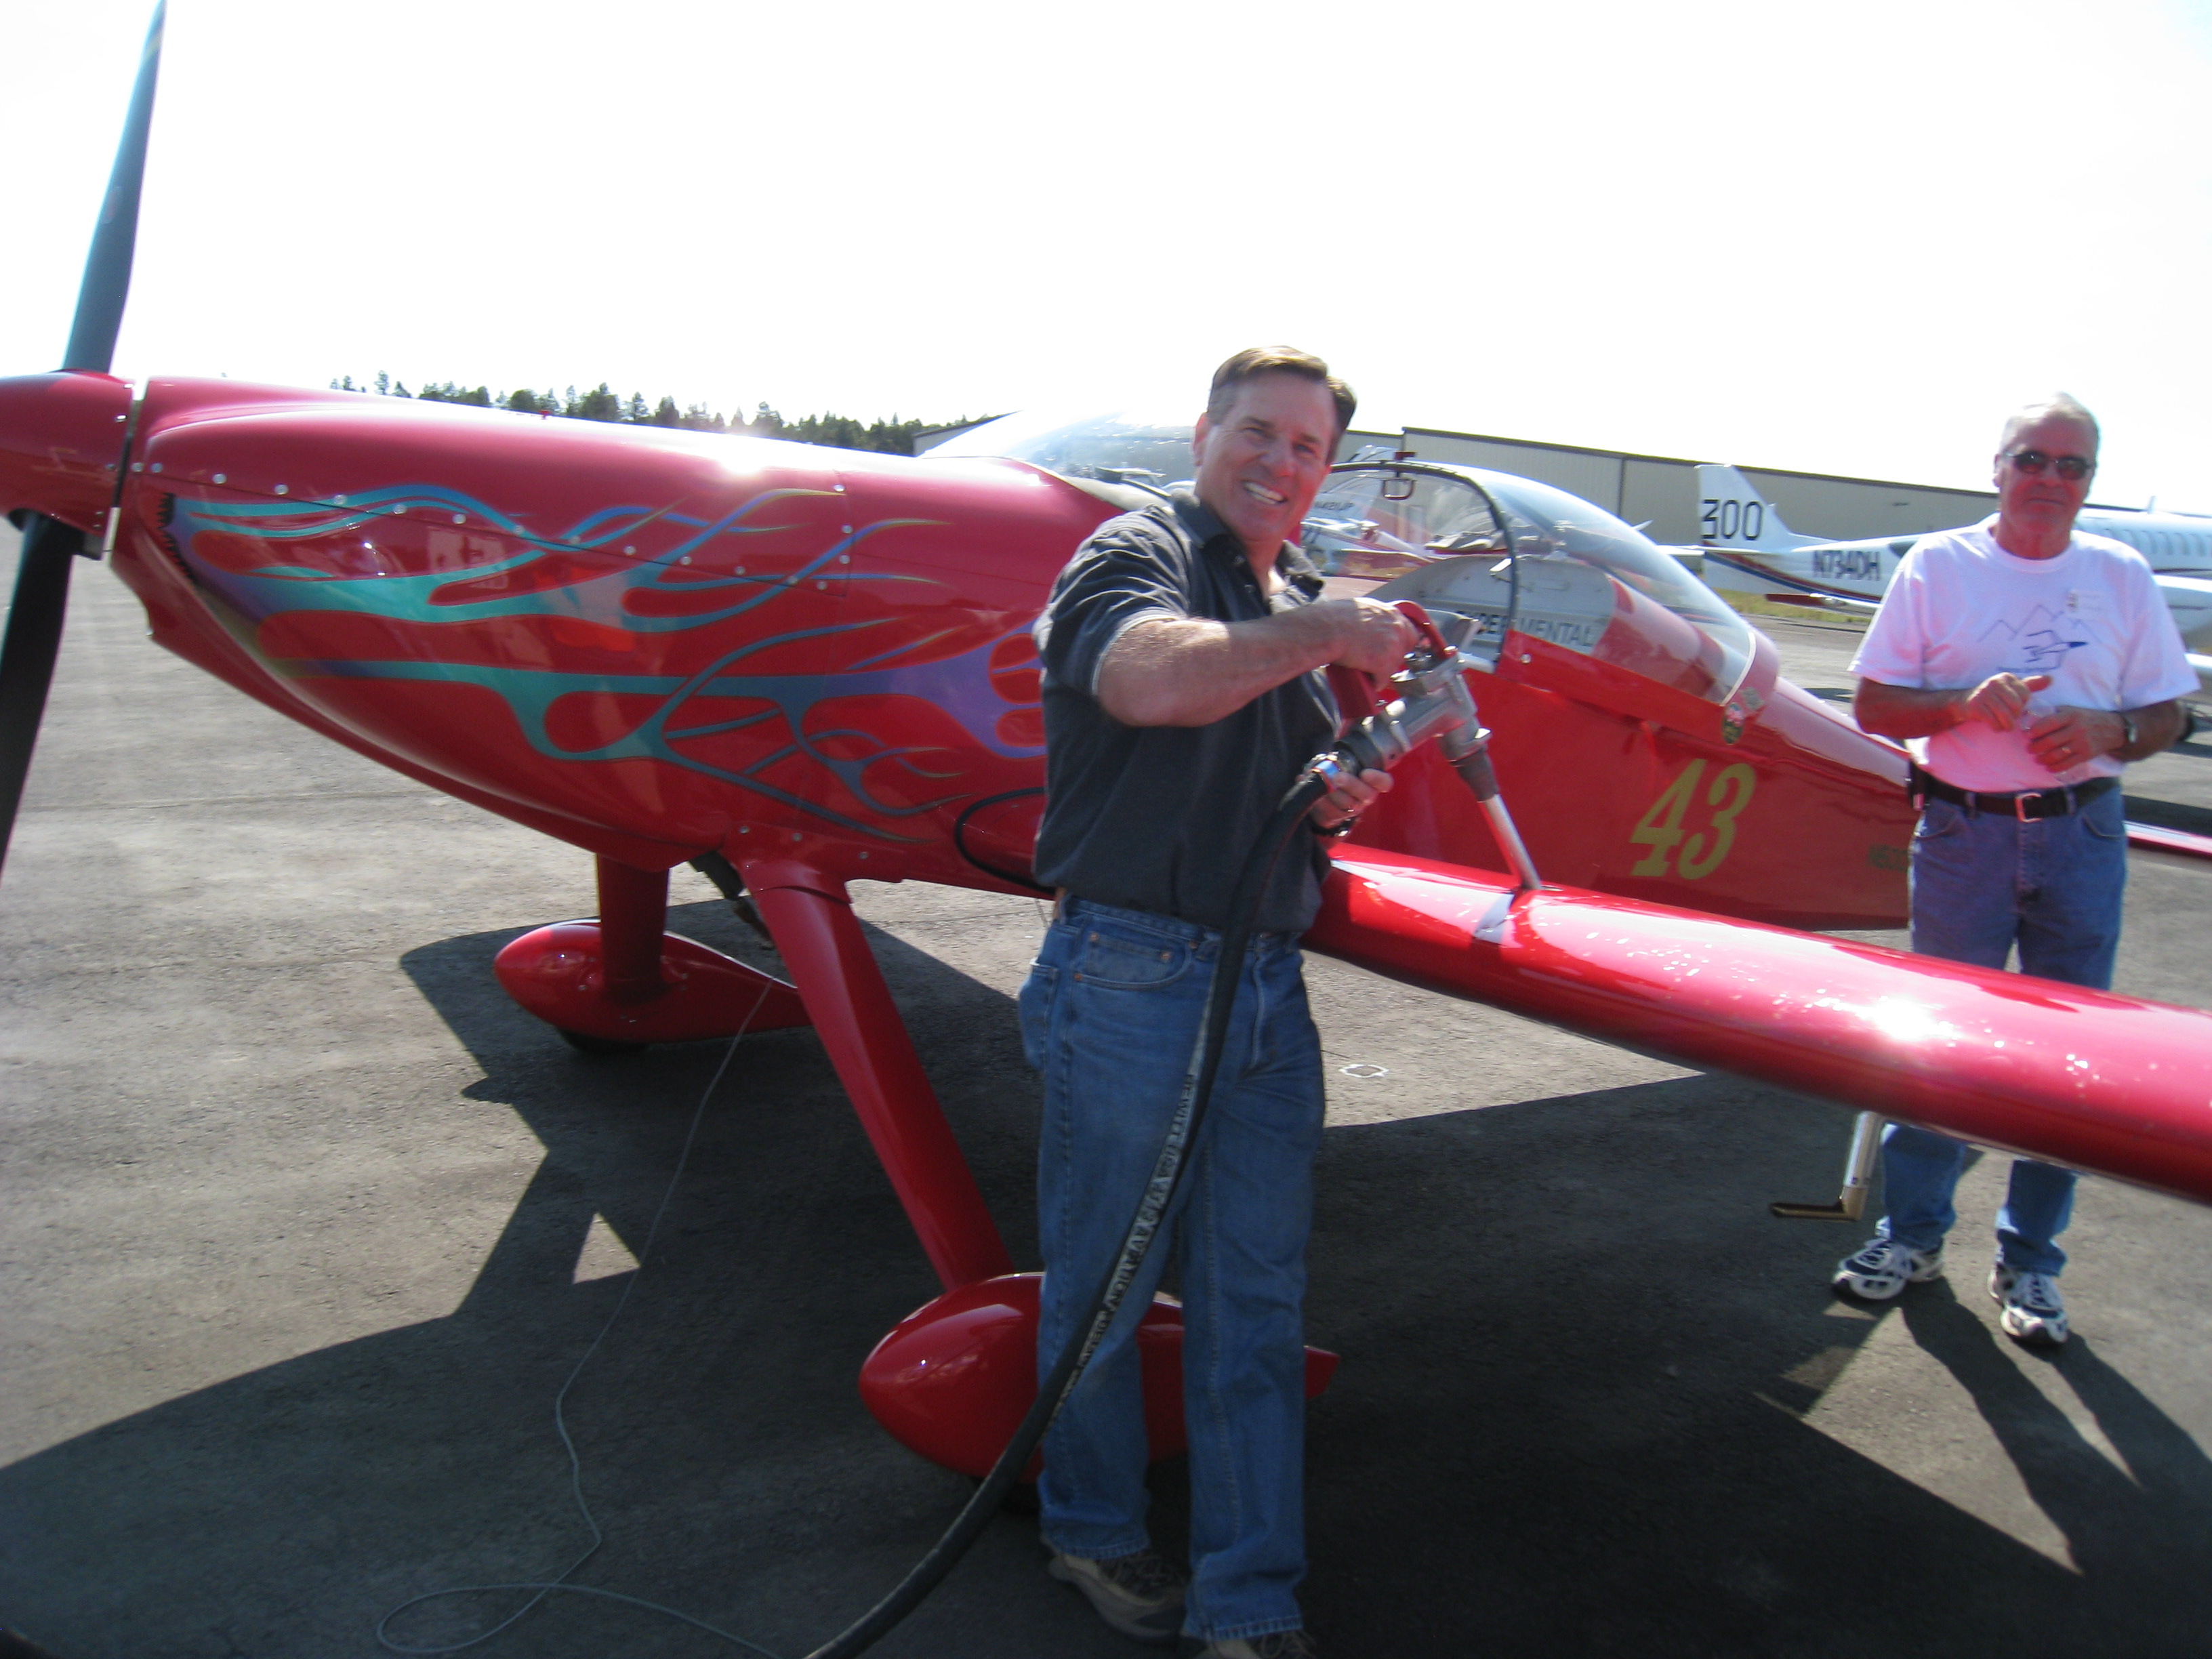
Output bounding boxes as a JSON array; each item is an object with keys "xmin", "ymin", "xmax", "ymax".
[{"xmin": 2119, "ymin": 712, "xmax": 2138, "ymax": 753}]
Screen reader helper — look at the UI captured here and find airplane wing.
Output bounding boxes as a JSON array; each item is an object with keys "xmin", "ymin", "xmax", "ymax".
[
  {"xmin": 1307, "ymin": 846, "xmax": 2212, "ymax": 1208},
  {"xmin": 2153, "ymin": 572, "xmax": 2212, "ymax": 702}
]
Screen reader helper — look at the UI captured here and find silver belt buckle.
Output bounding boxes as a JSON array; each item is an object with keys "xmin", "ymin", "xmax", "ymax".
[{"xmin": 2015, "ymin": 790, "xmax": 2044, "ymax": 822}]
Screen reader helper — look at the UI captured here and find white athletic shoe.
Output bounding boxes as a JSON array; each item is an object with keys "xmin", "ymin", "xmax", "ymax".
[
  {"xmin": 1834, "ymin": 1236, "xmax": 1945, "ymax": 1300},
  {"xmin": 1990, "ymin": 1265, "xmax": 2070, "ymax": 1345}
]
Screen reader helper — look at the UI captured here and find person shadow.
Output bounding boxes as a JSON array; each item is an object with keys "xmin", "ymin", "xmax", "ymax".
[{"xmin": 1898, "ymin": 1285, "xmax": 2212, "ymax": 1648}]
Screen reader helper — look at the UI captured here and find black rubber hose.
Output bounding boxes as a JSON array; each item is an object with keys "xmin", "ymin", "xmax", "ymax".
[{"xmin": 803, "ymin": 768, "xmax": 1332, "ymax": 1659}]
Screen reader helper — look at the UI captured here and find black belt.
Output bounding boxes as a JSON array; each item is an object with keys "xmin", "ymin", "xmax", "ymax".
[{"xmin": 1910, "ymin": 766, "xmax": 2116, "ymax": 821}]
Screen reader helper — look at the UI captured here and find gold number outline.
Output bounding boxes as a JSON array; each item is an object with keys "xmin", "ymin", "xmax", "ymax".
[
  {"xmin": 1628, "ymin": 758, "xmax": 1705, "ymax": 877},
  {"xmin": 1680, "ymin": 763, "xmax": 1756, "ymax": 880}
]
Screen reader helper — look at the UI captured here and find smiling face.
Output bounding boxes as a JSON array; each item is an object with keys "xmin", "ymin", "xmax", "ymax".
[
  {"xmin": 1992, "ymin": 410, "xmax": 2099, "ymax": 553},
  {"xmin": 1191, "ymin": 371, "xmax": 1343, "ymax": 565}
]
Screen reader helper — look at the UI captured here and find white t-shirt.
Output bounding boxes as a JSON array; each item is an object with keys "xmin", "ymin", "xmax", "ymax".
[{"xmin": 1851, "ymin": 518, "xmax": 2194, "ymax": 793}]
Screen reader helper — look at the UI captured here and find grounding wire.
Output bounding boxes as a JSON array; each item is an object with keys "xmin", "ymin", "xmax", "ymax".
[{"xmin": 375, "ymin": 985, "xmax": 784, "ymax": 1658}]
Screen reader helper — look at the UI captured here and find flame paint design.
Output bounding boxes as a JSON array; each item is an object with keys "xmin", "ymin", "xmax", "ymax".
[{"xmin": 162, "ymin": 484, "xmax": 1045, "ymax": 840}]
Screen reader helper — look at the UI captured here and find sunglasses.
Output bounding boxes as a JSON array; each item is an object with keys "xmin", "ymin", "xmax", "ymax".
[{"xmin": 2004, "ymin": 449, "xmax": 2095, "ymax": 481}]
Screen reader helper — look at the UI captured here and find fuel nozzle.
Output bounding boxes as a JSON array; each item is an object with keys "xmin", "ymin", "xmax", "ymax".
[
  {"xmin": 1312, "ymin": 602, "xmax": 1542, "ymax": 893},
  {"xmin": 1322, "ymin": 631, "xmax": 1495, "ymax": 796}
]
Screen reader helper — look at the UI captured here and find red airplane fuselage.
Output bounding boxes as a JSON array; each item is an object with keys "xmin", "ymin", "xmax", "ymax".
[{"xmin": 3, "ymin": 371, "xmax": 1915, "ymax": 929}]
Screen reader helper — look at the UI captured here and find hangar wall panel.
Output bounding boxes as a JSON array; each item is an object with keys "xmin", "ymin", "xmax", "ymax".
[
  {"xmin": 1736, "ymin": 470, "xmax": 1993, "ymax": 540},
  {"xmin": 1399, "ymin": 424, "xmax": 2012, "ymax": 549},
  {"xmin": 1621, "ymin": 459, "xmax": 1698, "ymax": 545},
  {"xmin": 1404, "ymin": 430, "xmax": 1626, "ymax": 516}
]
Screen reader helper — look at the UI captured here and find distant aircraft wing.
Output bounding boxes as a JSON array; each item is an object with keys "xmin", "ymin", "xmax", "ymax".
[
  {"xmin": 2152, "ymin": 573, "xmax": 2212, "ymax": 704},
  {"xmin": 1754, "ymin": 591, "xmax": 1881, "ymax": 617}
]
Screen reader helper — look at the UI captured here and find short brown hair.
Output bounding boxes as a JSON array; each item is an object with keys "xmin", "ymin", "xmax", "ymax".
[{"xmin": 1207, "ymin": 346, "xmax": 1356, "ymax": 437}]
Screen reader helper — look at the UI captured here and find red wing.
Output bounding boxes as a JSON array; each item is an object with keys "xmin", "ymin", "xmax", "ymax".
[{"xmin": 1309, "ymin": 844, "xmax": 2212, "ymax": 1208}]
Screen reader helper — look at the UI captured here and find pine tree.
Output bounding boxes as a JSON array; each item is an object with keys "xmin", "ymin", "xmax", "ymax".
[{"xmin": 571, "ymin": 384, "xmax": 621, "ymax": 422}]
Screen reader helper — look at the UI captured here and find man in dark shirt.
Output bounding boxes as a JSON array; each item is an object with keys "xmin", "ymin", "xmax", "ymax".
[{"xmin": 1020, "ymin": 348, "xmax": 1412, "ymax": 1659}]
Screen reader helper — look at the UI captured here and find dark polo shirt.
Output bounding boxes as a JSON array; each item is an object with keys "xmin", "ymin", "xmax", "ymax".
[{"xmin": 1032, "ymin": 489, "xmax": 1338, "ymax": 935}]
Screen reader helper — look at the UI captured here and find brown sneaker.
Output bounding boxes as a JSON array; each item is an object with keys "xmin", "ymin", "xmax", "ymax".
[
  {"xmin": 1181, "ymin": 1633, "xmax": 1316, "ymax": 1659},
  {"xmin": 1046, "ymin": 1547, "xmax": 1188, "ymax": 1645}
]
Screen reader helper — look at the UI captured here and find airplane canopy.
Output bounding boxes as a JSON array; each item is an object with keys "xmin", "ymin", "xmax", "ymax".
[
  {"xmin": 941, "ymin": 410, "xmax": 1759, "ymax": 713},
  {"xmin": 1317, "ymin": 462, "xmax": 1760, "ymax": 710}
]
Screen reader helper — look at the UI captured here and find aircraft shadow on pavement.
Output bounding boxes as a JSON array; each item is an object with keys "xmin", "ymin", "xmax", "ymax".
[{"xmin": 5, "ymin": 904, "xmax": 2211, "ymax": 1658}]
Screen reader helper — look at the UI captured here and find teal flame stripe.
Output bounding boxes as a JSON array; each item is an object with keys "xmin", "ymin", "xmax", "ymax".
[
  {"xmin": 168, "ymin": 485, "xmax": 941, "ymax": 634},
  {"xmin": 169, "ymin": 483, "xmax": 1044, "ymax": 838}
]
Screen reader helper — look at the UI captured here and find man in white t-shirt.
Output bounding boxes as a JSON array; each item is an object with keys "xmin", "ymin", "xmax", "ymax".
[{"xmin": 1833, "ymin": 395, "xmax": 2194, "ymax": 1345}]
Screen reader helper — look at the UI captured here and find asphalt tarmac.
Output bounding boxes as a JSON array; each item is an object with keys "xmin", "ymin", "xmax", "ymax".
[{"xmin": 5, "ymin": 526, "xmax": 2212, "ymax": 1659}]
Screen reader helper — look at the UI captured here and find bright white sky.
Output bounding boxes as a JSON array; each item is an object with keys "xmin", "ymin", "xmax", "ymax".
[{"xmin": 6, "ymin": 0, "xmax": 2211, "ymax": 509}]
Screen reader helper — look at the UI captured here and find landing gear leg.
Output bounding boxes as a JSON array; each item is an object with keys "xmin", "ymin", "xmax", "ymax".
[
  {"xmin": 1770, "ymin": 1111, "xmax": 1884, "ymax": 1221},
  {"xmin": 741, "ymin": 861, "xmax": 1012, "ymax": 1292}
]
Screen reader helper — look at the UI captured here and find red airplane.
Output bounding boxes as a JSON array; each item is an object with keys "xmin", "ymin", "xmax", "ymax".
[{"xmin": 7, "ymin": 5, "xmax": 2212, "ymax": 1482}]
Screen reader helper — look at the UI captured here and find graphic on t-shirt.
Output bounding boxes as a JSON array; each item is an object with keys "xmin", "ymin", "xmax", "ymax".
[{"xmin": 1977, "ymin": 603, "xmax": 2088, "ymax": 672}]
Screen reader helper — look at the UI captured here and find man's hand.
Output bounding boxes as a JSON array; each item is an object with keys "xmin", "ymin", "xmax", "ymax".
[
  {"xmin": 2030, "ymin": 700, "xmax": 2184, "ymax": 767},
  {"xmin": 1313, "ymin": 764, "xmax": 1393, "ymax": 832},
  {"xmin": 2026, "ymin": 705, "xmax": 2129, "ymax": 773},
  {"xmin": 1308, "ymin": 597, "xmax": 1420, "ymax": 679},
  {"xmin": 1961, "ymin": 672, "xmax": 2053, "ymax": 731},
  {"xmin": 1856, "ymin": 673, "xmax": 2051, "ymax": 741},
  {"xmin": 1860, "ymin": 678, "xmax": 2182, "ymax": 766}
]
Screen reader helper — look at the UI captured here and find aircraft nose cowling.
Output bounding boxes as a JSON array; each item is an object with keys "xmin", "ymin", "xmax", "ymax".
[{"xmin": 0, "ymin": 372, "xmax": 134, "ymax": 532}]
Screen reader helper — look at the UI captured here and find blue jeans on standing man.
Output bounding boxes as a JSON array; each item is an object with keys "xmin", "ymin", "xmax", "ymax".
[
  {"xmin": 1021, "ymin": 897, "xmax": 1324, "ymax": 1646},
  {"xmin": 1879, "ymin": 787, "xmax": 2129, "ymax": 1275}
]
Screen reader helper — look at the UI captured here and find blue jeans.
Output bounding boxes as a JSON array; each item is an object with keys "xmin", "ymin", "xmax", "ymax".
[
  {"xmin": 1879, "ymin": 788, "xmax": 2128, "ymax": 1275},
  {"xmin": 1021, "ymin": 898, "xmax": 1324, "ymax": 1644}
]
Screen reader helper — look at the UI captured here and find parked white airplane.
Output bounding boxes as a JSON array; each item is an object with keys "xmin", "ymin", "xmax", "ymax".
[{"xmin": 1693, "ymin": 464, "xmax": 2212, "ymax": 701}]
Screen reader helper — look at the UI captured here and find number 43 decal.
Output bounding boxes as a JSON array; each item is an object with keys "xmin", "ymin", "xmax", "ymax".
[{"xmin": 1630, "ymin": 758, "xmax": 1756, "ymax": 880}]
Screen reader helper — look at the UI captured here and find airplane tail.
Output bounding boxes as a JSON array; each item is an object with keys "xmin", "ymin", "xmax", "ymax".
[{"xmin": 1695, "ymin": 464, "xmax": 1824, "ymax": 553}]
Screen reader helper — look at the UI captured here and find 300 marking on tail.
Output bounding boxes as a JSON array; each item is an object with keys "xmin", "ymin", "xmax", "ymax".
[{"xmin": 1700, "ymin": 497, "xmax": 1765, "ymax": 544}]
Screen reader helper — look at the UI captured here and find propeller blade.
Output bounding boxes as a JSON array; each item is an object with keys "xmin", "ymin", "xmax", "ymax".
[
  {"xmin": 0, "ymin": 3, "xmax": 164, "ymax": 878},
  {"xmin": 0, "ymin": 516, "xmax": 88, "ymax": 876},
  {"xmin": 64, "ymin": 1, "xmax": 167, "ymax": 373}
]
